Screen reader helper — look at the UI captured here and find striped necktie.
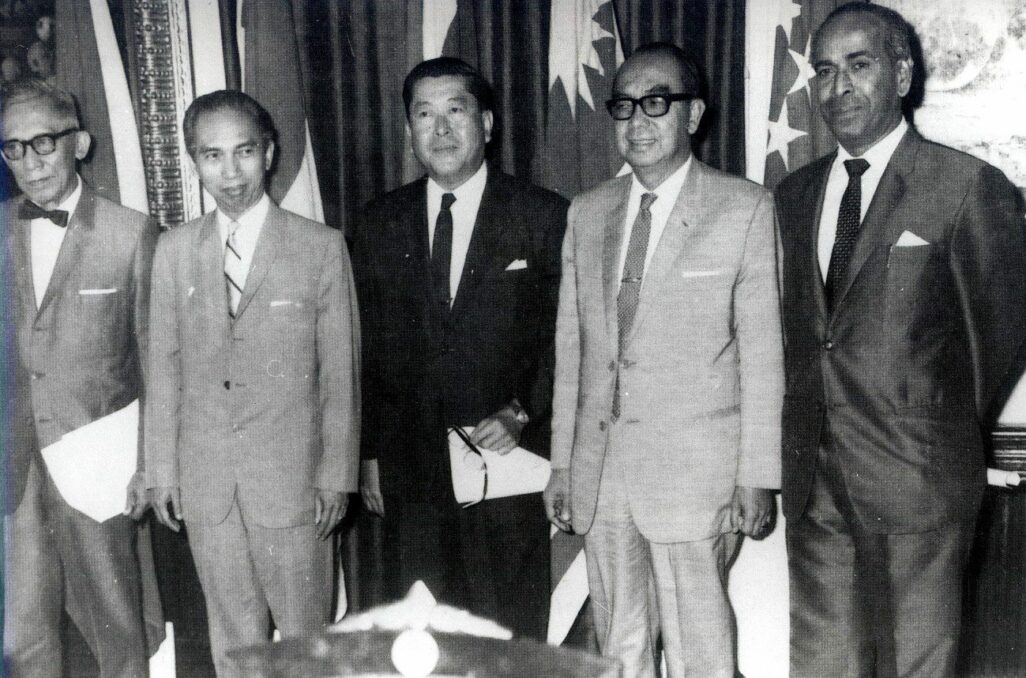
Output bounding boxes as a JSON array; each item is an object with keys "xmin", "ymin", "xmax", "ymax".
[
  {"xmin": 613, "ymin": 192, "xmax": 656, "ymax": 417},
  {"xmin": 224, "ymin": 221, "xmax": 245, "ymax": 319}
]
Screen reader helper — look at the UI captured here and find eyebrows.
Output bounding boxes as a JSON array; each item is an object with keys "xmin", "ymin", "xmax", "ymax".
[
  {"xmin": 812, "ymin": 48, "xmax": 878, "ymax": 69},
  {"xmin": 611, "ymin": 83, "xmax": 675, "ymax": 99},
  {"xmin": 196, "ymin": 137, "xmax": 262, "ymax": 155}
]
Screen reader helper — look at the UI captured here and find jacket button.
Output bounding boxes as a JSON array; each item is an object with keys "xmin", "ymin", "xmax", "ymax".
[
  {"xmin": 224, "ymin": 381, "xmax": 231, "ymax": 390},
  {"xmin": 599, "ymin": 421, "xmax": 607, "ymax": 431},
  {"xmin": 823, "ymin": 340, "xmax": 833, "ymax": 350}
]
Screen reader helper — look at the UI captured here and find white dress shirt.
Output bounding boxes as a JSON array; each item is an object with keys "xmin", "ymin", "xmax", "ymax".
[
  {"xmin": 817, "ymin": 119, "xmax": 908, "ymax": 282},
  {"xmin": 30, "ymin": 175, "xmax": 83, "ymax": 308},
  {"xmin": 426, "ymin": 162, "xmax": 488, "ymax": 305},
  {"xmin": 217, "ymin": 193, "xmax": 271, "ymax": 292},
  {"xmin": 618, "ymin": 157, "xmax": 692, "ymax": 291}
]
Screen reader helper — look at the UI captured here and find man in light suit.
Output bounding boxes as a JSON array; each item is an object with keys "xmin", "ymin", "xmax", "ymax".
[
  {"xmin": 146, "ymin": 90, "xmax": 360, "ymax": 677},
  {"xmin": 2, "ymin": 80, "xmax": 158, "ymax": 677},
  {"xmin": 352, "ymin": 57, "xmax": 567, "ymax": 639},
  {"xmin": 544, "ymin": 43, "xmax": 783, "ymax": 677},
  {"xmin": 776, "ymin": 4, "xmax": 1026, "ymax": 676}
]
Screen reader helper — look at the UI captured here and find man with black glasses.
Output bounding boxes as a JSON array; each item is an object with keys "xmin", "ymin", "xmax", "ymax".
[
  {"xmin": 544, "ymin": 43, "xmax": 783, "ymax": 677},
  {"xmin": 1, "ymin": 79, "xmax": 158, "ymax": 677}
]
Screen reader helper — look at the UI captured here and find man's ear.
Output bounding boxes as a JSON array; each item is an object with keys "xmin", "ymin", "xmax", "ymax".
[
  {"xmin": 73, "ymin": 130, "xmax": 91, "ymax": 161},
  {"xmin": 686, "ymin": 99, "xmax": 706, "ymax": 135},
  {"xmin": 263, "ymin": 140, "xmax": 275, "ymax": 171},
  {"xmin": 481, "ymin": 110, "xmax": 494, "ymax": 144},
  {"xmin": 896, "ymin": 57, "xmax": 913, "ymax": 98}
]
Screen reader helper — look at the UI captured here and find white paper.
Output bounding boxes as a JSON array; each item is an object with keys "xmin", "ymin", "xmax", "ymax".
[
  {"xmin": 448, "ymin": 428, "xmax": 551, "ymax": 504},
  {"xmin": 987, "ymin": 467, "xmax": 1022, "ymax": 488},
  {"xmin": 41, "ymin": 400, "xmax": 138, "ymax": 523}
]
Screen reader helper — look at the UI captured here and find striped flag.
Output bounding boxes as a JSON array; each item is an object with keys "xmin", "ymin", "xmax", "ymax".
[
  {"xmin": 535, "ymin": 0, "xmax": 625, "ymax": 200},
  {"xmin": 745, "ymin": 0, "xmax": 847, "ymax": 189}
]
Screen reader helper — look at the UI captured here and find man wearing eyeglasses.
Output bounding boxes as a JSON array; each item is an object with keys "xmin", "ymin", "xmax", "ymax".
[
  {"xmin": 777, "ymin": 5, "xmax": 1026, "ymax": 676},
  {"xmin": 544, "ymin": 43, "xmax": 783, "ymax": 677},
  {"xmin": 1, "ymin": 80, "xmax": 158, "ymax": 676}
]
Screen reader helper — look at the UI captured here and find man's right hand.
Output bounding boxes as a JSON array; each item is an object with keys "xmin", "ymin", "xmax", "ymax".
[
  {"xmin": 543, "ymin": 468, "xmax": 572, "ymax": 532},
  {"xmin": 149, "ymin": 486, "xmax": 183, "ymax": 532},
  {"xmin": 360, "ymin": 459, "xmax": 385, "ymax": 517}
]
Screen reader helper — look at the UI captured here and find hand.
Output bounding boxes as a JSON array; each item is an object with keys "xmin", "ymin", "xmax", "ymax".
[
  {"xmin": 315, "ymin": 489, "xmax": 348, "ymax": 540},
  {"xmin": 731, "ymin": 485, "xmax": 775, "ymax": 537},
  {"xmin": 360, "ymin": 459, "xmax": 385, "ymax": 517},
  {"xmin": 149, "ymin": 486, "xmax": 182, "ymax": 532},
  {"xmin": 543, "ymin": 468, "xmax": 573, "ymax": 532},
  {"xmin": 468, "ymin": 405, "xmax": 524, "ymax": 454},
  {"xmin": 123, "ymin": 471, "xmax": 149, "ymax": 520}
]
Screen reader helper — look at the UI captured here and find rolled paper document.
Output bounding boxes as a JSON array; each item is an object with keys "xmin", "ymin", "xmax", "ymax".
[{"xmin": 986, "ymin": 467, "xmax": 1022, "ymax": 488}]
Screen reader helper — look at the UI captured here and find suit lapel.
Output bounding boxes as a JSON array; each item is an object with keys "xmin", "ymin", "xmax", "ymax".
[
  {"xmin": 832, "ymin": 130, "xmax": 917, "ymax": 314},
  {"xmin": 196, "ymin": 212, "xmax": 231, "ymax": 336},
  {"xmin": 234, "ymin": 203, "xmax": 283, "ymax": 320},
  {"xmin": 36, "ymin": 186, "xmax": 95, "ymax": 321},
  {"xmin": 799, "ymin": 155, "xmax": 833, "ymax": 321},
  {"xmin": 8, "ymin": 202, "xmax": 36, "ymax": 324},
  {"xmin": 401, "ymin": 179, "xmax": 442, "ymax": 332},
  {"xmin": 624, "ymin": 161, "xmax": 705, "ymax": 348},
  {"xmin": 450, "ymin": 173, "xmax": 505, "ymax": 320},
  {"xmin": 603, "ymin": 177, "xmax": 630, "ymax": 347}
]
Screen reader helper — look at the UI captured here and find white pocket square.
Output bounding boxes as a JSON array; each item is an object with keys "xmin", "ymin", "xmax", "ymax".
[
  {"xmin": 680, "ymin": 270, "xmax": 723, "ymax": 279},
  {"xmin": 505, "ymin": 259, "xmax": 528, "ymax": 271},
  {"xmin": 270, "ymin": 300, "xmax": 303, "ymax": 308},
  {"xmin": 78, "ymin": 288, "xmax": 117, "ymax": 295},
  {"xmin": 895, "ymin": 231, "xmax": 929, "ymax": 247}
]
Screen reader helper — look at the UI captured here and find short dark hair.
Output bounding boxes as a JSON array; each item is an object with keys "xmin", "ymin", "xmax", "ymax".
[
  {"xmin": 617, "ymin": 42, "xmax": 703, "ymax": 99},
  {"xmin": 0, "ymin": 79, "xmax": 80, "ymax": 129},
  {"xmin": 402, "ymin": 57, "xmax": 495, "ymax": 119},
  {"xmin": 814, "ymin": 2, "xmax": 913, "ymax": 63},
  {"xmin": 182, "ymin": 90, "xmax": 275, "ymax": 158}
]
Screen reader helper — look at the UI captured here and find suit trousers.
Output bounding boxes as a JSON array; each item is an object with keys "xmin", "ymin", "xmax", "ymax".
[
  {"xmin": 3, "ymin": 457, "xmax": 149, "ymax": 678},
  {"xmin": 584, "ymin": 448, "xmax": 741, "ymax": 678},
  {"xmin": 383, "ymin": 491, "xmax": 550, "ymax": 640},
  {"xmin": 787, "ymin": 447, "xmax": 975, "ymax": 678},
  {"xmin": 185, "ymin": 496, "xmax": 333, "ymax": 678}
]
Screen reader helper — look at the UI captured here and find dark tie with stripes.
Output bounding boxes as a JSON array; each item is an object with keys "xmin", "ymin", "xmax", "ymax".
[
  {"xmin": 613, "ymin": 192, "xmax": 657, "ymax": 417},
  {"xmin": 223, "ymin": 221, "xmax": 244, "ymax": 319},
  {"xmin": 826, "ymin": 158, "xmax": 870, "ymax": 311}
]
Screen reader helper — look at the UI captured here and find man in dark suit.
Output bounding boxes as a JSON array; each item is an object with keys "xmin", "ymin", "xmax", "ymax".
[
  {"xmin": 352, "ymin": 57, "xmax": 568, "ymax": 640},
  {"xmin": 2, "ymin": 80, "xmax": 158, "ymax": 677},
  {"xmin": 776, "ymin": 4, "xmax": 1026, "ymax": 676},
  {"xmin": 146, "ymin": 91, "xmax": 360, "ymax": 678}
]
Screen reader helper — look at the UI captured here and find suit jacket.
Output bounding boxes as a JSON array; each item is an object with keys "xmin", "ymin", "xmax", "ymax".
[
  {"xmin": 2, "ymin": 184, "xmax": 157, "ymax": 515},
  {"xmin": 776, "ymin": 128, "xmax": 1026, "ymax": 533},
  {"xmin": 145, "ymin": 202, "xmax": 360, "ymax": 528},
  {"xmin": 550, "ymin": 160, "xmax": 784, "ymax": 543},
  {"xmin": 352, "ymin": 169, "xmax": 568, "ymax": 500}
]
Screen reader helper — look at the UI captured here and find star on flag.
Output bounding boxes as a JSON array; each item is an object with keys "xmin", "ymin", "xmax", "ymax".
[{"xmin": 548, "ymin": 0, "xmax": 618, "ymax": 118}]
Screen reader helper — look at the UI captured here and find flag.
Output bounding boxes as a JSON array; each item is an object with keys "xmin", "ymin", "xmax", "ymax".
[
  {"xmin": 54, "ymin": 0, "xmax": 148, "ymax": 212},
  {"xmin": 745, "ymin": 0, "xmax": 847, "ymax": 189},
  {"xmin": 535, "ymin": 0, "xmax": 625, "ymax": 200},
  {"xmin": 239, "ymin": 0, "xmax": 324, "ymax": 223}
]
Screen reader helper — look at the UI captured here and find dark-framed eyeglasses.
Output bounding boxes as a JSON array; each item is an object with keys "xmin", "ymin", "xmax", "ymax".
[
  {"xmin": 1, "ymin": 128, "xmax": 79, "ymax": 161},
  {"xmin": 605, "ymin": 94, "xmax": 692, "ymax": 121}
]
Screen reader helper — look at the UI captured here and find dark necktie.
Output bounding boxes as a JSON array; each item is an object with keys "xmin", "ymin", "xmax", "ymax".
[
  {"xmin": 826, "ymin": 158, "xmax": 870, "ymax": 311},
  {"xmin": 19, "ymin": 201, "xmax": 69, "ymax": 227},
  {"xmin": 613, "ymin": 192, "xmax": 656, "ymax": 417},
  {"xmin": 432, "ymin": 192, "xmax": 456, "ymax": 312}
]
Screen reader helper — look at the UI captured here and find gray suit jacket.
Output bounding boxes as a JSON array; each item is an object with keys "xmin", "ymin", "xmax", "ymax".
[
  {"xmin": 145, "ymin": 202, "xmax": 360, "ymax": 528},
  {"xmin": 551, "ymin": 160, "xmax": 784, "ymax": 542}
]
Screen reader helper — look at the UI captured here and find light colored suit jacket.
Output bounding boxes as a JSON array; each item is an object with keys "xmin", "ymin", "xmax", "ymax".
[
  {"xmin": 551, "ymin": 160, "xmax": 783, "ymax": 543},
  {"xmin": 145, "ymin": 202, "xmax": 360, "ymax": 528},
  {"xmin": 4, "ymin": 184, "xmax": 157, "ymax": 513}
]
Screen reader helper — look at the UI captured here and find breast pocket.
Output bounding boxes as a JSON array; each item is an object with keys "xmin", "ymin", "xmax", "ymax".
[
  {"xmin": 74, "ymin": 288, "xmax": 123, "ymax": 355},
  {"xmin": 885, "ymin": 243, "xmax": 949, "ymax": 325}
]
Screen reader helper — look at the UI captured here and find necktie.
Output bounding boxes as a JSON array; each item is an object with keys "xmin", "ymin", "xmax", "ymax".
[
  {"xmin": 432, "ymin": 192, "xmax": 456, "ymax": 311},
  {"xmin": 19, "ymin": 201, "xmax": 69, "ymax": 227},
  {"xmin": 613, "ymin": 192, "xmax": 656, "ymax": 417},
  {"xmin": 223, "ymin": 221, "xmax": 245, "ymax": 319},
  {"xmin": 826, "ymin": 158, "xmax": 870, "ymax": 311}
]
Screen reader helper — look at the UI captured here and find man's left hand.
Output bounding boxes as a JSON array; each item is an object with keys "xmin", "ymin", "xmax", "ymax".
[
  {"xmin": 730, "ymin": 485, "xmax": 775, "ymax": 537},
  {"xmin": 468, "ymin": 405, "xmax": 524, "ymax": 454},
  {"xmin": 315, "ymin": 489, "xmax": 349, "ymax": 540},
  {"xmin": 123, "ymin": 471, "xmax": 149, "ymax": 520}
]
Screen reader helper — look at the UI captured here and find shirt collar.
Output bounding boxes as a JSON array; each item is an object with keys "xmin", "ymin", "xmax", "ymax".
[
  {"xmin": 427, "ymin": 162, "xmax": 488, "ymax": 208},
  {"xmin": 216, "ymin": 193, "xmax": 271, "ymax": 234},
  {"xmin": 836, "ymin": 118, "xmax": 908, "ymax": 169},
  {"xmin": 630, "ymin": 155, "xmax": 692, "ymax": 207}
]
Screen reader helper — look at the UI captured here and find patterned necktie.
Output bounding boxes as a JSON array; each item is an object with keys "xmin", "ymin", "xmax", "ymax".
[
  {"xmin": 826, "ymin": 158, "xmax": 870, "ymax": 311},
  {"xmin": 613, "ymin": 192, "xmax": 656, "ymax": 418},
  {"xmin": 224, "ymin": 221, "xmax": 245, "ymax": 319},
  {"xmin": 432, "ymin": 192, "xmax": 456, "ymax": 311}
]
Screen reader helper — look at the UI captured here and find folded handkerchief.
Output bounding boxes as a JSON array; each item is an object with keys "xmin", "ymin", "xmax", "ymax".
[
  {"xmin": 78, "ymin": 288, "xmax": 117, "ymax": 295},
  {"xmin": 680, "ymin": 270, "xmax": 723, "ymax": 279},
  {"xmin": 895, "ymin": 230, "xmax": 929, "ymax": 247},
  {"xmin": 505, "ymin": 259, "xmax": 528, "ymax": 271}
]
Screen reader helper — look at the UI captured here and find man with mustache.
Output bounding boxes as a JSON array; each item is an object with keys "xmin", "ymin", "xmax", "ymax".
[
  {"xmin": 776, "ymin": 4, "xmax": 1026, "ymax": 676},
  {"xmin": 351, "ymin": 57, "xmax": 567, "ymax": 639}
]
